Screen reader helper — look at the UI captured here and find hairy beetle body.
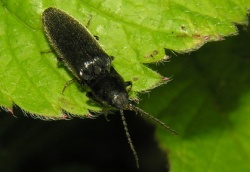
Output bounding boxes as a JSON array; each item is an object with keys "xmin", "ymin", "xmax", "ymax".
[{"xmin": 42, "ymin": 7, "xmax": 177, "ymax": 168}]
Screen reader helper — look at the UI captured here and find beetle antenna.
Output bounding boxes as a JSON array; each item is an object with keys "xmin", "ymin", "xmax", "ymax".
[
  {"xmin": 128, "ymin": 104, "xmax": 179, "ymax": 135},
  {"xmin": 120, "ymin": 110, "xmax": 139, "ymax": 168}
]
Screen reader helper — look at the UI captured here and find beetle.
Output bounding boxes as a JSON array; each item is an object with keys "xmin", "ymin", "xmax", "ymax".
[{"xmin": 42, "ymin": 7, "xmax": 177, "ymax": 168}]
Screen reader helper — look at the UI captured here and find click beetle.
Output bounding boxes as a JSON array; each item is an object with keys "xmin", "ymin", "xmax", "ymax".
[{"xmin": 42, "ymin": 7, "xmax": 177, "ymax": 168}]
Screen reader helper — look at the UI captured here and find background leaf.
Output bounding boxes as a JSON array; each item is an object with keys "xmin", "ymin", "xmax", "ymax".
[{"xmin": 140, "ymin": 24, "xmax": 250, "ymax": 171}]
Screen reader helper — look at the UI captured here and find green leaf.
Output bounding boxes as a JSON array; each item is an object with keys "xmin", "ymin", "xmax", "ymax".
[
  {"xmin": 0, "ymin": 0, "xmax": 165, "ymax": 118},
  {"xmin": 0, "ymin": 0, "xmax": 250, "ymax": 171},
  {"xmin": 140, "ymin": 25, "xmax": 250, "ymax": 171},
  {"xmin": 0, "ymin": 0, "xmax": 249, "ymax": 119}
]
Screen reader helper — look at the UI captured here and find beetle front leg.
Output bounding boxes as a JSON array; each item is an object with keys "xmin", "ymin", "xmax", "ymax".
[
  {"xmin": 125, "ymin": 81, "xmax": 132, "ymax": 92},
  {"xmin": 86, "ymin": 92, "xmax": 111, "ymax": 121},
  {"xmin": 86, "ymin": 92, "xmax": 103, "ymax": 105}
]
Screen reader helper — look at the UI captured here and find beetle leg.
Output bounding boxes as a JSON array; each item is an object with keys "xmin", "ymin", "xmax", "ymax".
[
  {"xmin": 40, "ymin": 50, "xmax": 53, "ymax": 54},
  {"xmin": 86, "ymin": 92, "xmax": 103, "ymax": 105},
  {"xmin": 85, "ymin": 15, "xmax": 99, "ymax": 41},
  {"xmin": 85, "ymin": 14, "xmax": 93, "ymax": 28},
  {"xmin": 110, "ymin": 56, "xmax": 115, "ymax": 61},
  {"xmin": 61, "ymin": 78, "xmax": 76, "ymax": 94},
  {"xmin": 125, "ymin": 81, "xmax": 132, "ymax": 92},
  {"xmin": 56, "ymin": 56, "xmax": 64, "ymax": 62},
  {"xmin": 86, "ymin": 92, "xmax": 111, "ymax": 121}
]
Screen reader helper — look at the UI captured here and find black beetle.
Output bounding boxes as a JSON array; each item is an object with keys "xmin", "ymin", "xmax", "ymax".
[{"xmin": 42, "ymin": 7, "xmax": 177, "ymax": 168}]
